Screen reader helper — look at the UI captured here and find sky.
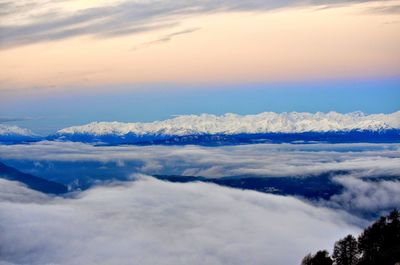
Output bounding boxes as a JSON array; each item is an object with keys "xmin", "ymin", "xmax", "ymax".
[
  {"xmin": 1, "ymin": 3, "xmax": 399, "ymax": 263},
  {"xmin": 0, "ymin": 0, "xmax": 399, "ymax": 133}
]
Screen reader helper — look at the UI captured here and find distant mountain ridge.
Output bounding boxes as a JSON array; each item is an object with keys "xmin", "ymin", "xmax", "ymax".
[
  {"xmin": 0, "ymin": 124, "xmax": 39, "ymax": 143},
  {"xmin": 57, "ymin": 111, "xmax": 400, "ymax": 136},
  {"xmin": 0, "ymin": 124, "xmax": 36, "ymax": 136},
  {"xmin": 50, "ymin": 111, "xmax": 400, "ymax": 145},
  {"xmin": 1, "ymin": 111, "xmax": 400, "ymax": 145}
]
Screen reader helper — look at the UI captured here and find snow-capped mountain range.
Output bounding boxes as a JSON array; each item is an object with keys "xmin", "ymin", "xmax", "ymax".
[
  {"xmin": 57, "ymin": 111, "xmax": 400, "ymax": 136},
  {"xmin": 1, "ymin": 111, "xmax": 400, "ymax": 145}
]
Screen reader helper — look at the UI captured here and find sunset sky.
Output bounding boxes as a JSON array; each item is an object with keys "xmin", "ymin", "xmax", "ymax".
[{"xmin": 1, "ymin": 0, "xmax": 399, "ymax": 133}]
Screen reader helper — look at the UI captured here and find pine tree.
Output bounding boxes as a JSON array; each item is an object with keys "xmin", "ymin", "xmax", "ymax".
[
  {"xmin": 358, "ymin": 209, "xmax": 400, "ymax": 265},
  {"xmin": 301, "ymin": 250, "xmax": 333, "ymax": 265},
  {"xmin": 301, "ymin": 209, "xmax": 400, "ymax": 265},
  {"xmin": 332, "ymin": 234, "xmax": 359, "ymax": 265}
]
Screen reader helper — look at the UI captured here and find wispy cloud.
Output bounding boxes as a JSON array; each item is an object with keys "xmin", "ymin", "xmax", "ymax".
[
  {"xmin": 0, "ymin": 116, "xmax": 37, "ymax": 123},
  {"xmin": 132, "ymin": 27, "xmax": 201, "ymax": 51},
  {"xmin": 0, "ymin": 117, "xmax": 26, "ymax": 123},
  {"xmin": 368, "ymin": 4, "xmax": 400, "ymax": 14},
  {"xmin": 0, "ymin": 0, "xmax": 390, "ymax": 48}
]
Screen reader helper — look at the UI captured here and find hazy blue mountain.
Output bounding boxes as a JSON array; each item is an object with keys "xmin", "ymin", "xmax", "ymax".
[
  {"xmin": 154, "ymin": 172, "xmax": 345, "ymax": 200},
  {"xmin": 0, "ymin": 162, "xmax": 68, "ymax": 194}
]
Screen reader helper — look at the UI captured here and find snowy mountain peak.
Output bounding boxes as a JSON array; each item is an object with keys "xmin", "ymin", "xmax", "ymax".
[
  {"xmin": 0, "ymin": 124, "xmax": 36, "ymax": 136},
  {"xmin": 57, "ymin": 111, "xmax": 400, "ymax": 136}
]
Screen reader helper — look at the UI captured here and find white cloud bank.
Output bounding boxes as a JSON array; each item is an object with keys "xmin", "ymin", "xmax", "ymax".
[
  {"xmin": 0, "ymin": 141, "xmax": 399, "ymax": 178},
  {"xmin": 1, "ymin": 142, "xmax": 398, "ymax": 218},
  {"xmin": 0, "ymin": 177, "xmax": 360, "ymax": 265},
  {"xmin": 57, "ymin": 111, "xmax": 400, "ymax": 136},
  {"xmin": 329, "ymin": 175, "xmax": 400, "ymax": 214}
]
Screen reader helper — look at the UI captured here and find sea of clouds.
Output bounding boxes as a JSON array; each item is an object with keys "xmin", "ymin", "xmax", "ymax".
[
  {"xmin": 1, "ymin": 142, "xmax": 400, "ymax": 214},
  {"xmin": 0, "ymin": 142, "xmax": 399, "ymax": 264},
  {"xmin": 0, "ymin": 177, "xmax": 360, "ymax": 265}
]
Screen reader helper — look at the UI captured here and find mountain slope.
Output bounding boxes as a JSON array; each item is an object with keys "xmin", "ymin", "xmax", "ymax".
[
  {"xmin": 0, "ymin": 124, "xmax": 41, "ymax": 143},
  {"xmin": 0, "ymin": 162, "xmax": 68, "ymax": 194},
  {"xmin": 2, "ymin": 111, "xmax": 400, "ymax": 145},
  {"xmin": 49, "ymin": 111, "xmax": 400, "ymax": 145}
]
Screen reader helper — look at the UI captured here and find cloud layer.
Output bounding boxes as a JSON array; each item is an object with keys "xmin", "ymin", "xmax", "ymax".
[
  {"xmin": 1, "ymin": 141, "xmax": 399, "ymax": 216},
  {"xmin": 1, "ymin": 142, "xmax": 399, "ymax": 178},
  {"xmin": 0, "ymin": 177, "xmax": 360, "ymax": 265},
  {"xmin": 329, "ymin": 175, "xmax": 400, "ymax": 215}
]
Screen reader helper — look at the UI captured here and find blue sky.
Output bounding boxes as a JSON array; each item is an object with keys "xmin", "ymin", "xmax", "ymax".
[
  {"xmin": 1, "ymin": 0, "xmax": 400, "ymax": 135},
  {"xmin": 1, "ymin": 78, "xmax": 399, "ymax": 134}
]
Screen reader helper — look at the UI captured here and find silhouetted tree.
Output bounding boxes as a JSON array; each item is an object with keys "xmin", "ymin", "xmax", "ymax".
[
  {"xmin": 358, "ymin": 209, "xmax": 400, "ymax": 265},
  {"xmin": 301, "ymin": 250, "xmax": 333, "ymax": 265},
  {"xmin": 301, "ymin": 253, "xmax": 313, "ymax": 265},
  {"xmin": 301, "ymin": 209, "xmax": 400, "ymax": 265},
  {"xmin": 332, "ymin": 234, "xmax": 358, "ymax": 265}
]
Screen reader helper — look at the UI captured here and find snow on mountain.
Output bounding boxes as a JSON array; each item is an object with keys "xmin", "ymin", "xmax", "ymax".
[
  {"xmin": 0, "ymin": 124, "xmax": 35, "ymax": 136},
  {"xmin": 57, "ymin": 111, "xmax": 400, "ymax": 136}
]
